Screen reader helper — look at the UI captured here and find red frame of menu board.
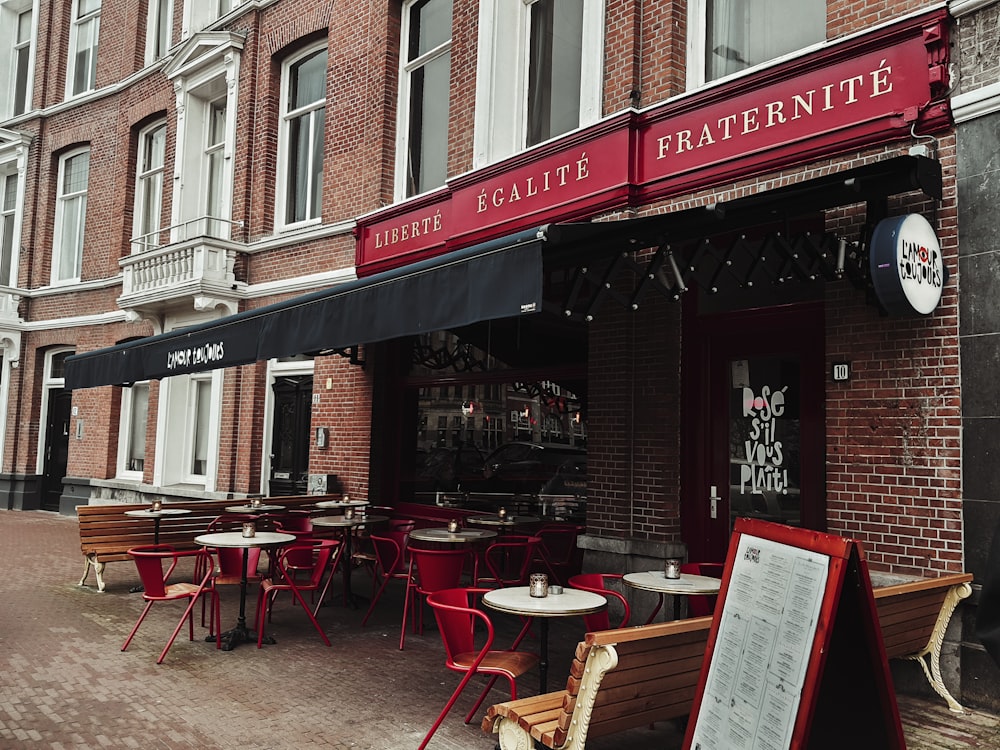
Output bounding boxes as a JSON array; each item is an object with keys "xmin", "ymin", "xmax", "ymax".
[{"xmin": 683, "ymin": 518, "xmax": 904, "ymax": 750}]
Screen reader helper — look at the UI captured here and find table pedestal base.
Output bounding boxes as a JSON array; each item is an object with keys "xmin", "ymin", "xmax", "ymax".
[{"xmin": 209, "ymin": 623, "xmax": 276, "ymax": 651}]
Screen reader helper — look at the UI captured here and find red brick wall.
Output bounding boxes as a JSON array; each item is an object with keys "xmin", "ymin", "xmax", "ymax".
[
  {"xmin": 587, "ymin": 281, "xmax": 683, "ymax": 543},
  {"xmin": 825, "ymin": 138, "xmax": 962, "ymax": 576}
]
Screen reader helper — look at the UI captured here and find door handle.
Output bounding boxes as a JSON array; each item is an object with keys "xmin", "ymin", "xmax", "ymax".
[{"xmin": 709, "ymin": 485, "xmax": 721, "ymax": 519}]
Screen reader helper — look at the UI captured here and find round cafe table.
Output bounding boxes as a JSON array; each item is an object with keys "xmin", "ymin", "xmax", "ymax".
[
  {"xmin": 224, "ymin": 503, "xmax": 286, "ymax": 514},
  {"xmin": 312, "ymin": 514, "xmax": 389, "ymax": 607},
  {"xmin": 194, "ymin": 530, "xmax": 295, "ymax": 650},
  {"xmin": 466, "ymin": 514, "xmax": 541, "ymax": 534},
  {"xmin": 483, "ymin": 585, "xmax": 606, "ymax": 694},
  {"xmin": 409, "ymin": 528, "xmax": 498, "ymax": 582},
  {"xmin": 124, "ymin": 507, "xmax": 192, "ymax": 593},
  {"xmin": 314, "ymin": 498, "xmax": 370, "ymax": 510},
  {"xmin": 623, "ymin": 571, "xmax": 721, "ymax": 622},
  {"xmin": 124, "ymin": 507, "xmax": 191, "ymax": 545},
  {"xmin": 408, "ymin": 527, "xmax": 497, "ymax": 544}
]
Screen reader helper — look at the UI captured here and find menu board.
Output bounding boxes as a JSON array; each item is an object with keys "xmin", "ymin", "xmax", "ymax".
[
  {"xmin": 684, "ymin": 518, "xmax": 905, "ymax": 750},
  {"xmin": 688, "ymin": 534, "xmax": 828, "ymax": 749}
]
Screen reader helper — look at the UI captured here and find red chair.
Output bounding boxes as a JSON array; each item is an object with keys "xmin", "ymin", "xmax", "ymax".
[
  {"xmin": 419, "ymin": 588, "xmax": 539, "ymax": 750},
  {"xmin": 477, "ymin": 535, "xmax": 542, "ymax": 588},
  {"xmin": 121, "ymin": 545, "xmax": 220, "ymax": 664},
  {"xmin": 360, "ymin": 534, "xmax": 411, "ymax": 629},
  {"xmin": 200, "ymin": 545, "xmax": 264, "ymax": 628},
  {"xmin": 534, "ymin": 524, "xmax": 585, "ymax": 585},
  {"xmin": 568, "ymin": 573, "xmax": 632, "ymax": 630},
  {"xmin": 681, "ymin": 562, "xmax": 724, "ymax": 617},
  {"xmin": 401, "ymin": 547, "xmax": 470, "ymax": 649},
  {"xmin": 254, "ymin": 539, "xmax": 338, "ymax": 648}
]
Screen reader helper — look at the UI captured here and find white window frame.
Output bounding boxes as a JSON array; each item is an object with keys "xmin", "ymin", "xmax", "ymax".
[
  {"xmin": 275, "ymin": 42, "xmax": 327, "ymax": 231},
  {"xmin": 66, "ymin": 0, "xmax": 101, "ymax": 99},
  {"xmin": 261, "ymin": 356, "xmax": 315, "ymax": 497},
  {"xmin": 394, "ymin": 0, "xmax": 452, "ymax": 200},
  {"xmin": 145, "ymin": 0, "xmax": 173, "ymax": 63},
  {"xmin": 165, "ymin": 32, "xmax": 242, "ymax": 242},
  {"xmin": 116, "ymin": 381, "xmax": 150, "ymax": 480},
  {"xmin": 0, "ymin": 132, "xmax": 28, "ymax": 288},
  {"xmin": 153, "ymin": 313, "xmax": 223, "ymax": 491},
  {"xmin": 52, "ymin": 147, "xmax": 90, "ymax": 285},
  {"xmin": 685, "ymin": 0, "xmax": 827, "ymax": 91},
  {"xmin": 181, "ymin": 0, "xmax": 242, "ymax": 40},
  {"xmin": 0, "ymin": 1, "xmax": 38, "ymax": 119},
  {"xmin": 473, "ymin": 0, "xmax": 604, "ymax": 168},
  {"xmin": 35, "ymin": 348, "xmax": 73, "ymax": 476},
  {"xmin": 132, "ymin": 121, "xmax": 167, "ymax": 253}
]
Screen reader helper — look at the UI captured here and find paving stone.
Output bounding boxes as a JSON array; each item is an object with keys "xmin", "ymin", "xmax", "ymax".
[{"xmin": 0, "ymin": 509, "xmax": 997, "ymax": 749}]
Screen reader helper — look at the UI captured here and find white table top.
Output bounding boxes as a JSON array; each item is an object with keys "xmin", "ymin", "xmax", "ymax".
[
  {"xmin": 224, "ymin": 504, "xmax": 286, "ymax": 513},
  {"xmin": 311, "ymin": 514, "xmax": 389, "ymax": 529},
  {"xmin": 466, "ymin": 514, "xmax": 541, "ymax": 527},
  {"xmin": 313, "ymin": 499, "xmax": 370, "ymax": 509},
  {"xmin": 623, "ymin": 571, "xmax": 722, "ymax": 595},
  {"xmin": 124, "ymin": 507, "xmax": 191, "ymax": 518},
  {"xmin": 408, "ymin": 528, "xmax": 498, "ymax": 543},
  {"xmin": 483, "ymin": 586, "xmax": 607, "ymax": 618},
  {"xmin": 194, "ymin": 531, "xmax": 296, "ymax": 549}
]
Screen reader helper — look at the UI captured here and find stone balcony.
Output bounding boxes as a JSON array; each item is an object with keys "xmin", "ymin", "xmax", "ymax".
[{"xmin": 119, "ymin": 217, "xmax": 247, "ymax": 323}]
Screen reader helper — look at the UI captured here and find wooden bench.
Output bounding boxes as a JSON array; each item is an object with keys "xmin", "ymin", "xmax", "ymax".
[
  {"xmin": 483, "ymin": 616, "xmax": 712, "ymax": 750},
  {"xmin": 872, "ymin": 571, "xmax": 973, "ymax": 713},
  {"xmin": 483, "ymin": 571, "xmax": 975, "ymax": 748},
  {"xmin": 77, "ymin": 494, "xmax": 343, "ymax": 592}
]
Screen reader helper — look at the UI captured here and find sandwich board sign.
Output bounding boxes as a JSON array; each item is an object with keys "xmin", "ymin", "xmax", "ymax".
[{"xmin": 684, "ymin": 518, "xmax": 905, "ymax": 749}]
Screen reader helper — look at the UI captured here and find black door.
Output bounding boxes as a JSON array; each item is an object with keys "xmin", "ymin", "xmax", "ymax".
[
  {"xmin": 269, "ymin": 376, "xmax": 313, "ymax": 496},
  {"xmin": 42, "ymin": 390, "xmax": 72, "ymax": 512}
]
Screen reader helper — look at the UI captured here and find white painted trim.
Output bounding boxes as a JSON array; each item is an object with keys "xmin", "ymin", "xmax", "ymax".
[
  {"xmin": 950, "ymin": 0, "xmax": 999, "ymax": 18},
  {"xmin": 953, "ymin": 81, "xmax": 1000, "ymax": 123}
]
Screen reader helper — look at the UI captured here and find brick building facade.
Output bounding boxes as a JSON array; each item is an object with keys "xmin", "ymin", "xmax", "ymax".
[{"xmin": 2, "ymin": 0, "xmax": 999, "ymax": 712}]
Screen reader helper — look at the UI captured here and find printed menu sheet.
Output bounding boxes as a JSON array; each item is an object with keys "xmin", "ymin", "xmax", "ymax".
[{"xmin": 689, "ymin": 534, "xmax": 829, "ymax": 750}]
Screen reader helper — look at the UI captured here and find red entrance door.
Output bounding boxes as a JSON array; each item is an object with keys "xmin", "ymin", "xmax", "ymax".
[{"xmin": 681, "ymin": 303, "xmax": 825, "ymax": 562}]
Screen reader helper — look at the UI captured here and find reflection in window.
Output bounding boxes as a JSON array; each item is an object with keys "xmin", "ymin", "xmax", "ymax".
[
  {"xmin": 403, "ymin": 332, "xmax": 586, "ymax": 517},
  {"xmin": 282, "ymin": 46, "xmax": 326, "ymax": 225},
  {"xmin": 53, "ymin": 149, "xmax": 90, "ymax": 283},
  {"xmin": 68, "ymin": 0, "xmax": 101, "ymax": 97},
  {"xmin": 701, "ymin": 0, "xmax": 824, "ymax": 84},
  {"xmin": 12, "ymin": 8, "xmax": 33, "ymax": 116},
  {"xmin": 123, "ymin": 382, "xmax": 149, "ymax": 473},
  {"xmin": 191, "ymin": 376, "xmax": 211, "ymax": 476},
  {"xmin": 399, "ymin": 0, "xmax": 451, "ymax": 197},
  {"xmin": 1, "ymin": 171, "xmax": 18, "ymax": 285},
  {"xmin": 526, "ymin": 0, "xmax": 582, "ymax": 147},
  {"xmin": 133, "ymin": 122, "xmax": 166, "ymax": 252}
]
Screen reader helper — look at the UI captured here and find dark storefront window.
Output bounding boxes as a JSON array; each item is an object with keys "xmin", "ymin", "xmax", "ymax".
[{"xmin": 402, "ymin": 331, "xmax": 587, "ymax": 522}]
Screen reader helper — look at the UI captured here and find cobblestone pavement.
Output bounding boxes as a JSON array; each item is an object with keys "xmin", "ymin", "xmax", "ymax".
[{"xmin": 1, "ymin": 509, "xmax": 999, "ymax": 749}]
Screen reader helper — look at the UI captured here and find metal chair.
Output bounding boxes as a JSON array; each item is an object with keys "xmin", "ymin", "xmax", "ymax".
[
  {"xmin": 201, "ymin": 544, "xmax": 264, "ymax": 628},
  {"xmin": 477, "ymin": 535, "xmax": 543, "ymax": 588},
  {"xmin": 568, "ymin": 572, "xmax": 632, "ymax": 630},
  {"xmin": 254, "ymin": 539, "xmax": 337, "ymax": 648},
  {"xmin": 681, "ymin": 562, "xmax": 724, "ymax": 617},
  {"xmin": 122, "ymin": 545, "xmax": 220, "ymax": 663},
  {"xmin": 534, "ymin": 524, "xmax": 585, "ymax": 585},
  {"xmin": 419, "ymin": 587, "xmax": 539, "ymax": 750},
  {"xmin": 401, "ymin": 547, "xmax": 470, "ymax": 649},
  {"xmin": 360, "ymin": 533, "xmax": 411, "ymax": 630}
]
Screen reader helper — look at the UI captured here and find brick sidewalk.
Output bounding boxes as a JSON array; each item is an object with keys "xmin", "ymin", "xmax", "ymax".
[{"xmin": 1, "ymin": 509, "xmax": 997, "ymax": 749}]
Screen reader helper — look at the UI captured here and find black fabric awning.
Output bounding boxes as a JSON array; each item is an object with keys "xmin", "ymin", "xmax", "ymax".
[
  {"xmin": 65, "ymin": 228, "xmax": 545, "ymax": 389},
  {"xmin": 65, "ymin": 155, "xmax": 941, "ymax": 390}
]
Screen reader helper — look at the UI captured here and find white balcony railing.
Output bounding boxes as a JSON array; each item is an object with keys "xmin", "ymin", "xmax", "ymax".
[{"xmin": 120, "ymin": 216, "xmax": 246, "ymax": 309}]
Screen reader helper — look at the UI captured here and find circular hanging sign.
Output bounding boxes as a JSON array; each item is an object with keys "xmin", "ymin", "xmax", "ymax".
[{"xmin": 869, "ymin": 213, "xmax": 944, "ymax": 316}]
